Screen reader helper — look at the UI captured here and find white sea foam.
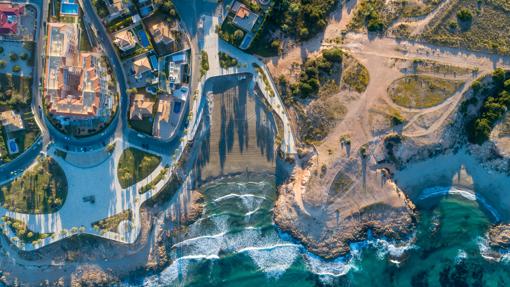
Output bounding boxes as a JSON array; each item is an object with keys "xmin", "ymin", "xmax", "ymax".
[
  {"xmin": 244, "ymin": 244, "xmax": 300, "ymax": 278},
  {"xmin": 372, "ymin": 238, "xmax": 416, "ymax": 259},
  {"xmin": 455, "ymin": 249, "xmax": 467, "ymax": 264},
  {"xmin": 304, "ymin": 253, "xmax": 356, "ymax": 278},
  {"xmin": 476, "ymin": 236, "xmax": 510, "ymax": 262},
  {"xmin": 172, "ymin": 232, "xmax": 227, "ymax": 248},
  {"xmin": 213, "ymin": 193, "xmax": 267, "ymax": 203}
]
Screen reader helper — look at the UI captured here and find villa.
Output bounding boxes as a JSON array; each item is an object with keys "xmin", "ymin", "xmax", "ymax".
[
  {"xmin": 168, "ymin": 52, "xmax": 188, "ymax": 88},
  {"xmin": 150, "ymin": 22, "xmax": 174, "ymax": 45},
  {"xmin": 0, "ymin": 4, "xmax": 24, "ymax": 36},
  {"xmin": 231, "ymin": 1, "xmax": 259, "ymax": 32},
  {"xmin": 132, "ymin": 56, "xmax": 152, "ymax": 79},
  {"xmin": 44, "ymin": 23, "xmax": 111, "ymax": 123},
  {"xmin": 107, "ymin": 0, "xmax": 130, "ymax": 17},
  {"xmin": 129, "ymin": 94, "xmax": 154, "ymax": 120},
  {"xmin": 0, "ymin": 110, "xmax": 24, "ymax": 133},
  {"xmin": 113, "ymin": 29, "xmax": 137, "ymax": 51}
]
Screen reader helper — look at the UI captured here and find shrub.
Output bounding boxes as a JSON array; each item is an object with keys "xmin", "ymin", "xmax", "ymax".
[
  {"xmin": 233, "ymin": 29, "xmax": 244, "ymax": 42},
  {"xmin": 467, "ymin": 70, "xmax": 510, "ymax": 144},
  {"xmin": 457, "ymin": 8, "xmax": 473, "ymax": 22},
  {"xmin": 471, "ymin": 80, "xmax": 482, "ymax": 93},
  {"xmin": 9, "ymin": 53, "xmax": 17, "ymax": 61},
  {"xmin": 200, "ymin": 51, "xmax": 209, "ymax": 77}
]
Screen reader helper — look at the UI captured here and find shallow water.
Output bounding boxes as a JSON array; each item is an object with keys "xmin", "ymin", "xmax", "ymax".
[{"xmin": 126, "ymin": 176, "xmax": 510, "ymax": 287}]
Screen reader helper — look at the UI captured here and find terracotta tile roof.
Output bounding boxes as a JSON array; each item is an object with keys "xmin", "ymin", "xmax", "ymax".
[{"xmin": 0, "ymin": 4, "xmax": 23, "ymax": 35}]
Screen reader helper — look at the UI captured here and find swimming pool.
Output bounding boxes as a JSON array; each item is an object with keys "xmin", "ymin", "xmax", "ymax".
[
  {"xmin": 60, "ymin": 0, "xmax": 79, "ymax": 16},
  {"xmin": 149, "ymin": 54, "xmax": 158, "ymax": 70},
  {"xmin": 140, "ymin": 6, "xmax": 153, "ymax": 17},
  {"xmin": 7, "ymin": 139, "xmax": 18, "ymax": 154},
  {"xmin": 173, "ymin": 101, "xmax": 182, "ymax": 114},
  {"xmin": 137, "ymin": 30, "xmax": 150, "ymax": 47}
]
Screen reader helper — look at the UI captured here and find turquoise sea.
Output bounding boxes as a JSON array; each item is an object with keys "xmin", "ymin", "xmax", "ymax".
[{"xmin": 125, "ymin": 175, "xmax": 510, "ymax": 287}]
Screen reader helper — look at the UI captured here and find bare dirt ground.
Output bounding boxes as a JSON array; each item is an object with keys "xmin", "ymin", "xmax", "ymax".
[{"xmin": 271, "ymin": 0, "xmax": 510, "ymax": 259}]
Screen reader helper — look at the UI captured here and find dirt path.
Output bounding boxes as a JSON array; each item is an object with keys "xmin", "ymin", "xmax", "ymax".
[{"xmin": 390, "ymin": 0, "xmax": 455, "ymax": 36}]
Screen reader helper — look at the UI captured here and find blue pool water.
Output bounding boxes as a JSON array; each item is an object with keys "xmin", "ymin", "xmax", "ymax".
[
  {"xmin": 173, "ymin": 101, "xmax": 182, "ymax": 114},
  {"xmin": 149, "ymin": 54, "xmax": 158, "ymax": 70},
  {"xmin": 60, "ymin": 1, "xmax": 79, "ymax": 15},
  {"xmin": 137, "ymin": 30, "xmax": 150, "ymax": 47},
  {"xmin": 8, "ymin": 139, "xmax": 18, "ymax": 153},
  {"xmin": 140, "ymin": 6, "xmax": 153, "ymax": 17}
]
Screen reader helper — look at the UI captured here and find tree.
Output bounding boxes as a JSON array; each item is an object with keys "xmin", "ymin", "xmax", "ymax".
[
  {"xmin": 367, "ymin": 18, "xmax": 384, "ymax": 32},
  {"xmin": 12, "ymin": 65, "xmax": 21, "ymax": 73},
  {"xmin": 9, "ymin": 53, "xmax": 17, "ymax": 61},
  {"xmin": 493, "ymin": 68, "xmax": 507, "ymax": 88},
  {"xmin": 322, "ymin": 48, "xmax": 343, "ymax": 63},
  {"xmin": 271, "ymin": 39, "xmax": 281, "ymax": 51},
  {"xmin": 233, "ymin": 29, "xmax": 244, "ymax": 43},
  {"xmin": 457, "ymin": 8, "xmax": 473, "ymax": 22}
]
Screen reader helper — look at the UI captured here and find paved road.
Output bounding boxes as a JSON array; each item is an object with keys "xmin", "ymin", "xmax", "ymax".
[
  {"xmin": 81, "ymin": 0, "xmax": 188, "ymax": 155},
  {"xmin": 0, "ymin": 0, "xmax": 46, "ymax": 183}
]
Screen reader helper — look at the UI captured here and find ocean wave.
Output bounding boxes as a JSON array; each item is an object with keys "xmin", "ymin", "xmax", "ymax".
[
  {"xmin": 213, "ymin": 193, "xmax": 268, "ymax": 203},
  {"xmin": 304, "ymin": 253, "xmax": 356, "ymax": 278},
  {"xmin": 372, "ymin": 238, "xmax": 416, "ymax": 259},
  {"xmin": 172, "ymin": 232, "xmax": 227, "ymax": 248},
  {"xmin": 418, "ymin": 186, "xmax": 501, "ymax": 222},
  {"xmin": 243, "ymin": 244, "xmax": 301, "ymax": 278}
]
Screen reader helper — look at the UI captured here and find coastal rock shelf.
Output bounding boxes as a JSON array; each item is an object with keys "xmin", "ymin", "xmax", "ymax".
[{"xmin": 274, "ymin": 156, "xmax": 416, "ymax": 259}]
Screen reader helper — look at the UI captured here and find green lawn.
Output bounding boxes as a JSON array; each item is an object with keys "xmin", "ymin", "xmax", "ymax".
[
  {"xmin": 388, "ymin": 75, "xmax": 464, "ymax": 109},
  {"xmin": 0, "ymin": 157, "xmax": 67, "ymax": 214},
  {"xmin": 117, "ymin": 147, "xmax": 161, "ymax": 188}
]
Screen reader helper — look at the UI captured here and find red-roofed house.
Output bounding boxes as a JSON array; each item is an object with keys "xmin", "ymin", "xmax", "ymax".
[{"xmin": 0, "ymin": 4, "xmax": 24, "ymax": 35}]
